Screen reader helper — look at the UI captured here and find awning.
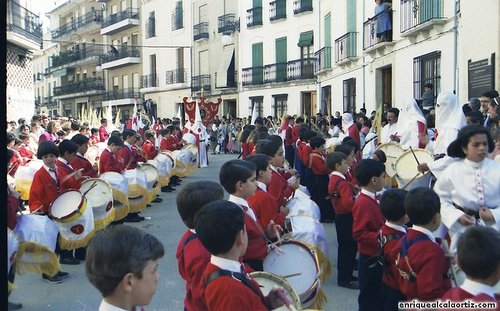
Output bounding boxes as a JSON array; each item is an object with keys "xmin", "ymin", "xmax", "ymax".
[
  {"xmin": 297, "ymin": 31, "xmax": 314, "ymax": 47},
  {"xmin": 216, "ymin": 46, "xmax": 235, "ymax": 88},
  {"xmin": 51, "ymin": 68, "xmax": 67, "ymax": 77}
]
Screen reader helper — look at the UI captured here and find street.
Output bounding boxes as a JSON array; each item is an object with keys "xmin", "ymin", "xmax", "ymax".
[{"xmin": 11, "ymin": 153, "xmax": 358, "ymax": 311}]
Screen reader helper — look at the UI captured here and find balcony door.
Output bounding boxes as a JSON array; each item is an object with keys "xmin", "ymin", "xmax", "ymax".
[{"xmin": 275, "ymin": 37, "xmax": 287, "ymax": 82}]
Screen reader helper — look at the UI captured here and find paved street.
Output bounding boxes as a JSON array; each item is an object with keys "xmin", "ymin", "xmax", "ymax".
[{"xmin": 11, "ymin": 153, "xmax": 358, "ymax": 310}]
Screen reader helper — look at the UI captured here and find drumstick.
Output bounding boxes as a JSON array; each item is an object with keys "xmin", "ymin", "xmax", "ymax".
[
  {"xmin": 409, "ymin": 146, "xmax": 421, "ymax": 166},
  {"xmin": 273, "ymin": 286, "xmax": 297, "ymax": 311},
  {"xmin": 81, "ymin": 180, "xmax": 98, "ymax": 197},
  {"xmin": 60, "ymin": 168, "xmax": 84, "ymax": 183},
  {"xmin": 274, "ymin": 226, "xmax": 282, "ymax": 245},
  {"xmin": 401, "ymin": 172, "xmax": 421, "ymax": 190},
  {"xmin": 281, "ymin": 272, "xmax": 302, "ymax": 279}
]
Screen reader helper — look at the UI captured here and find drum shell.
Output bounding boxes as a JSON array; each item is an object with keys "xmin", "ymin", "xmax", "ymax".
[
  {"xmin": 137, "ymin": 163, "xmax": 160, "ymax": 203},
  {"xmin": 80, "ymin": 179, "xmax": 114, "ymax": 231},
  {"xmin": 99, "ymin": 172, "xmax": 130, "ymax": 221},
  {"xmin": 376, "ymin": 143, "xmax": 404, "ymax": 177},
  {"xmin": 250, "ymin": 271, "xmax": 302, "ymax": 311},
  {"xmin": 123, "ymin": 169, "xmax": 148, "ymax": 213},
  {"xmin": 14, "ymin": 159, "xmax": 44, "ymax": 200}
]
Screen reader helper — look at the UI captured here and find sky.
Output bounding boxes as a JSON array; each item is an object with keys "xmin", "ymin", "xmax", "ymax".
[{"xmin": 30, "ymin": 0, "xmax": 66, "ymax": 28}]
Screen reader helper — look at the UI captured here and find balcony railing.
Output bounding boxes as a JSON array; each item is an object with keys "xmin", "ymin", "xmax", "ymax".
[
  {"xmin": 242, "ymin": 66, "xmax": 264, "ymax": 86},
  {"xmin": 269, "ymin": 0, "xmax": 287, "ymax": 21},
  {"xmin": 100, "ymin": 46, "xmax": 140, "ymax": 64},
  {"xmin": 43, "ymin": 96, "xmax": 53, "ymax": 104},
  {"xmin": 314, "ymin": 47, "xmax": 332, "ymax": 72},
  {"xmin": 335, "ymin": 32, "xmax": 357, "ymax": 63},
  {"xmin": 191, "ymin": 75, "xmax": 211, "ymax": 92},
  {"xmin": 246, "ymin": 7, "xmax": 263, "ymax": 27},
  {"xmin": 218, "ymin": 13, "xmax": 238, "ymax": 34},
  {"xmin": 400, "ymin": 0, "xmax": 444, "ymax": 33},
  {"xmin": 52, "ymin": 10, "xmax": 103, "ymax": 39},
  {"xmin": 6, "ymin": 0, "xmax": 42, "ymax": 46},
  {"xmin": 53, "ymin": 77, "xmax": 105, "ymax": 96},
  {"xmin": 165, "ymin": 68, "xmax": 187, "ymax": 84},
  {"xmin": 293, "ymin": 0, "xmax": 313, "ymax": 14},
  {"xmin": 215, "ymin": 70, "xmax": 238, "ymax": 88},
  {"xmin": 140, "ymin": 74, "xmax": 159, "ymax": 88},
  {"xmin": 102, "ymin": 8, "xmax": 139, "ymax": 27},
  {"xmin": 106, "ymin": 88, "xmax": 140, "ymax": 100},
  {"xmin": 50, "ymin": 45, "xmax": 103, "ymax": 68},
  {"xmin": 193, "ymin": 22, "xmax": 209, "ymax": 41},
  {"xmin": 145, "ymin": 17, "xmax": 155, "ymax": 38},
  {"xmin": 242, "ymin": 58, "xmax": 315, "ymax": 86},
  {"xmin": 363, "ymin": 10, "xmax": 393, "ymax": 50},
  {"xmin": 171, "ymin": 5, "xmax": 183, "ymax": 30}
]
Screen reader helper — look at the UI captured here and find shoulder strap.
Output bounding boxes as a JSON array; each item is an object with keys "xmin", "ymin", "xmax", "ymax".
[
  {"xmin": 180, "ymin": 232, "xmax": 198, "ymax": 255},
  {"xmin": 396, "ymin": 234, "xmax": 431, "ymax": 283},
  {"xmin": 400, "ymin": 234, "xmax": 430, "ymax": 257}
]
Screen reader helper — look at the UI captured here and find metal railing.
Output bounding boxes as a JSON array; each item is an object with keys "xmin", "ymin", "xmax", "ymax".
[
  {"xmin": 269, "ymin": 0, "xmax": 287, "ymax": 21},
  {"xmin": 363, "ymin": 10, "xmax": 393, "ymax": 50},
  {"xmin": 287, "ymin": 58, "xmax": 315, "ymax": 80},
  {"xmin": 140, "ymin": 73, "xmax": 159, "ymax": 88},
  {"xmin": 293, "ymin": 0, "xmax": 313, "ymax": 14},
  {"xmin": 165, "ymin": 68, "xmax": 187, "ymax": 84},
  {"xmin": 106, "ymin": 88, "xmax": 140, "ymax": 100},
  {"xmin": 215, "ymin": 70, "xmax": 238, "ymax": 88},
  {"xmin": 218, "ymin": 13, "xmax": 237, "ymax": 33},
  {"xmin": 50, "ymin": 45, "xmax": 103, "ymax": 68},
  {"xmin": 6, "ymin": 0, "xmax": 42, "ymax": 45},
  {"xmin": 53, "ymin": 77, "xmax": 105, "ymax": 96},
  {"xmin": 242, "ymin": 58, "xmax": 315, "ymax": 85},
  {"xmin": 246, "ymin": 7, "xmax": 263, "ymax": 27},
  {"xmin": 335, "ymin": 32, "xmax": 357, "ymax": 62},
  {"xmin": 100, "ymin": 46, "xmax": 140, "ymax": 64},
  {"xmin": 264, "ymin": 62, "xmax": 288, "ymax": 83},
  {"xmin": 52, "ymin": 10, "xmax": 103, "ymax": 39},
  {"xmin": 171, "ymin": 5, "xmax": 183, "ymax": 30},
  {"xmin": 193, "ymin": 22, "xmax": 209, "ymax": 40},
  {"xmin": 314, "ymin": 47, "xmax": 332, "ymax": 72},
  {"xmin": 242, "ymin": 66, "xmax": 264, "ymax": 86},
  {"xmin": 400, "ymin": 0, "xmax": 444, "ymax": 33},
  {"xmin": 102, "ymin": 8, "xmax": 140, "ymax": 27},
  {"xmin": 191, "ymin": 75, "xmax": 211, "ymax": 92},
  {"xmin": 43, "ymin": 96, "xmax": 53, "ymax": 104},
  {"xmin": 145, "ymin": 17, "xmax": 155, "ymax": 38}
]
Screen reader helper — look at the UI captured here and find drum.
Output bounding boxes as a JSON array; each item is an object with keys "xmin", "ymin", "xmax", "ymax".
[
  {"xmin": 85, "ymin": 142, "xmax": 107, "ymax": 166},
  {"xmin": 100, "ymin": 172, "xmax": 130, "ymax": 221},
  {"xmin": 80, "ymin": 179, "xmax": 114, "ymax": 231},
  {"xmin": 286, "ymin": 193, "xmax": 321, "ymax": 221},
  {"xmin": 173, "ymin": 145, "xmax": 198, "ymax": 177},
  {"xmin": 13, "ymin": 214, "xmax": 60, "ymax": 277},
  {"xmin": 395, "ymin": 149, "xmax": 434, "ymax": 188},
  {"xmin": 264, "ymin": 240, "xmax": 320, "ymax": 308},
  {"xmin": 123, "ymin": 169, "xmax": 148, "ymax": 213},
  {"xmin": 250, "ymin": 271, "xmax": 302, "ymax": 311},
  {"xmin": 182, "ymin": 143, "xmax": 199, "ymax": 170},
  {"xmin": 137, "ymin": 163, "xmax": 160, "ymax": 203},
  {"xmin": 287, "ymin": 215, "xmax": 329, "ymax": 260},
  {"xmin": 182, "ymin": 132, "xmax": 196, "ymax": 145},
  {"xmin": 151, "ymin": 151, "xmax": 175, "ymax": 187},
  {"xmin": 7, "ymin": 228, "xmax": 19, "ymax": 276},
  {"xmin": 325, "ymin": 137, "xmax": 342, "ymax": 154},
  {"xmin": 376, "ymin": 143, "xmax": 405, "ymax": 177},
  {"xmin": 14, "ymin": 159, "xmax": 44, "ymax": 200},
  {"xmin": 49, "ymin": 190, "xmax": 95, "ymax": 250}
]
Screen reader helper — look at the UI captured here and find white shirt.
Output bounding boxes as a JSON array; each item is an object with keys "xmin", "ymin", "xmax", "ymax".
[
  {"xmin": 256, "ymin": 181, "xmax": 267, "ymax": 192},
  {"xmin": 228, "ymin": 194, "xmax": 257, "ymax": 222},
  {"xmin": 380, "ymin": 122, "xmax": 399, "ymax": 144},
  {"xmin": 57, "ymin": 157, "xmax": 73, "ymax": 169},
  {"xmin": 44, "ymin": 164, "xmax": 57, "ymax": 182},
  {"xmin": 330, "ymin": 171, "xmax": 346, "ymax": 179},
  {"xmin": 210, "ymin": 255, "xmax": 244, "ymax": 274},
  {"xmin": 99, "ymin": 299, "xmax": 139, "ymax": 311},
  {"xmin": 384, "ymin": 221, "xmax": 407, "ymax": 234},
  {"xmin": 412, "ymin": 225, "xmax": 436, "ymax": 244},
  {"xmin": 361, "ymin": 188, "xmax": 378, "ymax": 203},
  {"xmin": 461, "ymin": 278, "xmax": 497, "ymax": 299}
]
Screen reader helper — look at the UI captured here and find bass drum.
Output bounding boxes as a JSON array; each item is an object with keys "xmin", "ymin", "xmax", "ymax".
[
  {"xmin": 137, "ymin": 163, "xmax": 160, "ymax": 203},
  {"xmin": 376, "ymin": 143, "xmax": 404, "ymax": 177},
  {"xmin": 395, "ymin": 149, "xmax": 434, "ymax": 189},
  {"xmin": 85, "ymin": 142, "xmax": 107, "ymax": 166},
  {"xmin": 80, "ymin": 179, "xmax": 114, "ymax": 231},
  {"xmin": 100, "ymin": 172, "xmax": 130, "ymax": 221}
]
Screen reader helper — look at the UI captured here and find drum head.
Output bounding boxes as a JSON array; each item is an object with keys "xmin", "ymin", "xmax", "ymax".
[
  {"xmin": 376, "ymin": 143, "xmax": 404, "ymax": 177},
  {"xmin": 85, "ymin": 145, "xmax": 100, "ymax": 164},
  {"xmin": 138, "ymin": 163, "xmax": 158, "ymax": 182},
  {"xmin": 50, "ymin": 190, "xmax": 82, "ymax": 220},
  {"xmin": 250, "ymin": 271, "xmax": 302, "ymax": 310},
  {"xmin": 80, "ymin": 179, "xmax": 112, "ymax": 207},
  {"xmin": 395, "ymin": 149, "xmax": 434, "ymax": 180}
]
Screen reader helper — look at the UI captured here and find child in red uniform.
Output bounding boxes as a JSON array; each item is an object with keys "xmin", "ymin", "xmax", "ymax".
[
  {"xmin": 379, "ymin": 189, "xmax": 408, "ymax": 310},
  {"xmin": 18, "ymin": 132, "xmax": 35, "ymax": 162},
  {"xmin": 195, "ymin": 200, "xmax": 286, "ymax": 311},
  {"xmin": 335, "ymin": 144, "xmax": 359, "ymax": 186},
  {"xmin": 159, "ymin": 127, "xmax": 178, "ymax": 151},
  {"xmin": 142, "ymin": 130, "xmax": 159, "ymax": 161},
  {"xmin": 56, "ymin": 140, "xmax": 84, "ymax": 190},
  {"xmin": 117, "ymin": 129, "xmax": 138, "ymax": 170},
  {"xmin": 309, "ymin": 136, "xmax": 335, "ymax": 222},
  {"xmin": 326, "ymin": 151, "xmax": 358, "ymax": 289},
  {"xmin": 70, "ymin": 134, "xmax": 98, "ymax": 178},
  {"xmin": 352, "ymin": 159, "xmax": 386, "ymax": 311},
  {"xmin": 176, "ymin": 181, "xmax": 225, "ymax": 311},
  {"xmin": 246, "ymin": 154, "xmax": 288, "ymax": 228},
  {"xmin": 220, "ymin": 159, "xmax": 280, "ymax": 271},
  {"xmin": 89, "ymin": 128, "xmax": 99, "ymax": 145},
  {"xmin": 441, "ymin": 226, "xmax": 500, "ymax": 306},
  {"xmin": 394, "ymin": 187, "xmax": 451, "ymax": 301},
  {"xmin": 99, "ymin": 135, "xmax": 124, "ymax": 175}
]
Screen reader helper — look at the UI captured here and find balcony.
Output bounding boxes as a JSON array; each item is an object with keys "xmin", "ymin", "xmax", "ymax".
[
  {"xmin": 171, "ymin": 5, "xmax": 183, "ymax": 30},
  {"xmin": 314, "ymin": 47, "xmax": 332, "ymax": 73},
  {"xmin": 242, "ymin": 58, "xmax": 315, "ymax": 86},
  {"xmin": 246, "ymin": 7, "xmax": 263, "ymax": 27},
  {"xmin": 400, "ymin": 0, "xmax": 445, "ymax": 37},
  {"xmin": 193, "ymin": 22, "xmax": 209, "ymax": 41},
  {"xmin": 145, "ymin": 17, "xmax": 155, "ymax": 39},
  {"xmin": 53, "ymin": 77, "xmax": 105, "ymax": 98},
  {"xmin": 293, "ymin": 0, "xmax": 313, "ymax": 15},
  {"xmin": 101, "ymin": 8, "xmax": 140, "ymax": 35},
  {"xmin": 106, "ymin": 88, "xmax": 140, "ymax": 101},
  {"xmin": 49, "ymin": 44, "xmax": 103, "ymax": 71},
  {"xmin": 6, "ymin": 0, "xmax": 42, "ymax": 50},
  {"xmin": 43, "ymin": 96, "xmax": 53, "ymax": 105},
  {"xmin": 100, "ymin": 46, "xmax": 141, "ymax": 70},
  {"xmin": 52, "ymin": 10, "xmax": 103, "ymax": 39},
  {"xmin": 218, "ymin": 14, "xmax": 238, "ymax": 34},
  {"xmin": 363, "ymin": 10, "xmax": 395, "ymax": 53},
  {"xmin": 215, "ymin": 71, "xmax": 238, "ymax": 89},
  {"xmin": 191, "ymin": 75, "xmax": 211, "ymax": 93},
  {"xmin": 335, "ymin": 32, "xmax": 357, "ymax": 64},
  {"xmin": 269, "ymin": 0, "xmax": 286, "ymax": 21},
  {"xmin": 166, "ymin": 68, "xmax": 187, "ymax": 85},
  {"xmin": 140, "ymin": 74, "xmax": 159, "ymax": 88}
]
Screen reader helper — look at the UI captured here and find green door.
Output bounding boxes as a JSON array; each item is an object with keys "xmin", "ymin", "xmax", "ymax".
[
  {"xmin": 324, "ymin": 13, "xmax": 332, "ymax": 68},
  {"xmin": 252, "ymin": 42, "xmax": 263, "ymax": 84},
  {"xmin": 275, "ymin": 37, "xmax": 287, "ymax": 82}
]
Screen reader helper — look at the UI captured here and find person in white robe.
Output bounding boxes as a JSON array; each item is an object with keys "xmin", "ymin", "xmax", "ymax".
[{"xmin": 398, "ymin": 98, "xmax": 427, "ymax": 150}]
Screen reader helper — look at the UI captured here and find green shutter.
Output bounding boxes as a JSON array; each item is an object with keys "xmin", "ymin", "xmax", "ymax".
[
  {"xmin": 253, "ymin": 0, "xmax": 262, "ymax": 7},
  {"xmin": 298, "ymin": 31, "xmax": 313, "ymax": 47},
  {"xmin": 276, "ymin": 0, "xmax": 286, "ymax": 18},
  {"xmin": 324, "ymin": 14, "xmax": 332, "ymax": 68},
  {"xmin": 252, "ymin": 42, "xmax": 263, "ymax": 84},
  {"xmin": 346, "ymin": 0, "xmax": 356, "ymax": 32},
  {"xmin": 276, "ymin": 37, "xmax": 287, "ymax": 82}
]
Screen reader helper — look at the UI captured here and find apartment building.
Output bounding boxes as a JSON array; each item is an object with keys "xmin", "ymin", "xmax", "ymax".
[
  {"xmin": 32, "ymin": 33, "xmax": 59, "ymax": 117},
  {"xmin": 6, "ymin": 0, "xmax": 43, "ymax": 122}
]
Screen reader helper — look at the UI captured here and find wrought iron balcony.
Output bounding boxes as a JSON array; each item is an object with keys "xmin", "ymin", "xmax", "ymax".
[
  {"xmin": 101, "ymin": 7, "xmax": 139, "ymax": 28},
  {"xmin": 263, "ymin": 62, "xmax": 288, "ymax": 83},
  {"xmin": 293, "ymin": 0, "xmax": 313, "ymax": 14},
  {"xmin": 363, "ymin": 10, "xmax": 393, "ymax": 50},
  {"xmin": 287, "ymin": 58, "xmax": 315, "ymax": 81},
  {"xmin": 242, "ymin": 66, "xmax": 264, "ymax": 86},
  {"xmin": 140, "ymin": 73, "xmax": 159, "ymax": 88},
  {"xmin": 171, "ymin": 5, "xmax": 183, "ymax": 30},
  {"xmin": 270, "ymin": 0, "xmax": 287, "ymax": 21},
  {"xmin": 106, "ymin": 88, "xmax": 140, "ymax": 100},
  {"xmin": 218, "ymin": 13, "xmax": 238, "ymax": 34},
  {"xmin": 314, "ymin": 47, "xmax": 332, "ymax": 72},
  {"xmin": 43, "ymin": 96, "xmax": 53, "ymax": 105},
  {"xmin": 335, "ymin": 32, "xmax": 357, "ymax": 63},
  {"xmin": 191, "ymin": 75, "xmax": 211, "ymax": 92},
  {"xmin": 6, "ymin": 0, "xmax": 42, "ymax": 48},
  {"xmin": 52, "ymin": 10, "xmax": 103, "ymax": 39},
  {"xmin": 100, "ymin": 46, "xmax": 140, "ymax": 64},
  {"xmin": 246, "ymin": 7, "xmax": 263, "ymax": 27},
  {"xmin": 50, "ymin": 45, "xmax": 103, "ymax": 68},
  {"xmin": 53, "ymin": 77, "xmax": 105, "ymax": 96},
  {"xmin": 145, "ymin": 17, "xmax": 155, "ymax": 39},
  {"xmin": 242, "ymin": 58, "xmax": 315, "ymax": 86},
  {"xmin": 400, "ymin": 0, "xmax": 444, "ymax": 34},
  {"xmin": 194, "ymin": 22, "xmax": 209, "ymax": 41},
  {"xmin": 165, "ymin": 68, "xmax": 187, "ymax": 84}
]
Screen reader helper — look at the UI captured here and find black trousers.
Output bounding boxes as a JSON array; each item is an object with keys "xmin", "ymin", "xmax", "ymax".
[
  {"xmin": 382, "ymin": 283, "xmax": 406, "ymax": 311},
  {"xmin": 335, "ymin": 213, "xmax": 357, "ymax": 282},
  {"xmin": 284, "ymin": 145, "xmax": 294, "ymax": 169},
  {"xmin": 358, "ymin": 253, "xmax": 384, "ymax": 311}
]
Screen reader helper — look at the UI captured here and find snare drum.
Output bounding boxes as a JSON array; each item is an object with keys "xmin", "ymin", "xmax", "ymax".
[
  {"xmin": 182, "ymin": 132, "xmax": 197, "ymax": 145},
  {"xmin": 264, "ymin": 240, "xmax": 320, "ymax": 308},
  {"xmin": 123, "ymin": 169, "xmax": 148, "ymax": 213},
  {"xmin": 395, "ymin": 149, "xmax": 434, "ymax": 189},
  {"xmin": 49, "ymin": 190, "xmax": 95, "ymax": 250},
  {"xmin": 85, "ymin": 142, "xmax": 107, "ymax": 166},
  {"xmin": 250, "ymin": 271, "xmax": 302, "ymax": 311},
  {"xmin": 80, "ymin": 179, "xmax": 114, "ymax": 231},
  {"xmin": 173, "ymin": 149, "xmax": 192, "ymax": 177},
  {"xmin": 151, "ymin": 151, "xmax": 175, "ymax": 187},
  {"xmin": 14, "ymin": 159, "xmax": 44, "ymax": 200},
  {"xmin": 100, "ymin": 172, "xmax": 130, "ymax": 221},
  {"xmin": 137, "ymin": 163, "xmax": 160, "ymax": 203},
  {"xmin": 286, "ymin": 193, "xmax": 321, "ymax": 221},
  {"xmin": 376, "ymin": 143, "xmax": 404, "ymax": 177},
  {"xmin": 182, "ymin": 143, "xmax": 199, "ymax": 174}
]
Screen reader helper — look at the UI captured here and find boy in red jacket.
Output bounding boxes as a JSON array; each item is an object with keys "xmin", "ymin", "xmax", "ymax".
[
  {"xmin": 309, "ymin": 136, "xmax": 335, "ymax": 223},
  {"xmin": 70, "ymin": 134, "xmax": 98, "ymax": 178},
  {"xmin": 99, "ymin": 135, "xmax": 124, "ymax": 174}
]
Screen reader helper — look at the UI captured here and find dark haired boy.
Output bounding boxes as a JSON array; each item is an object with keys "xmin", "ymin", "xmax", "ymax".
[
  {"xmin": 117, "ymin": 129, "xmax": 138, "ymax": 170},
  {"xmin": 71, "ymin": 134, "xmax": 98, "ymax": 178},
  {"xmin": 394, "ymin": 187, "xmax": 451, "ymax": 301},
  {"xmin": 99, "ymin": 118, "xmax": 109, "ymax": 142},
  {"xmin": 379, "ymin": 189, "xmax": 409, "ymax": 310},
  {"xmin": 176, "ymin": 181, "xmax": 225, "ymax": 311},
  {"xmin": 195, "ymin": 200, "xmax": 285, "ymax": 311},
  {"xmin": 142, "ymin": 130, "xmax": 159, "ymax": 161},
  {"xmin": 99, "ymin": 135, "xmax": 124, "ymax": 174},
  {"xmin": 56, "ymin": 139, "xmax": 84, "ymax": 190},
  {"xmin": 309, "ymin": 136, "xmax": 335, "ymax": 223},
  {"xmin": 352, "ymin": 159, "xmax": 387, "ymax": 311}
]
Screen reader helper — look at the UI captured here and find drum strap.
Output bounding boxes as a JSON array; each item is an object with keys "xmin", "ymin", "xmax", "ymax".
[
  {"xmin": 205, "ymin": 268, "xmax": 270, "ymax": 309},
  {"xmin": 395, "ymin": 234, "xmax": 430, "ymax": 283},
  {"xmin": 180, "ymin": 232, "xmax": 198, "ymax": 255},
  {"xmin": 373, "ymin": 231, "xmax": 404, "ymax": 267}
]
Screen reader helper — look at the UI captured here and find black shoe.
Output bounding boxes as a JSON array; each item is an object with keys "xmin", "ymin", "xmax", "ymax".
[
  {"xmin": 338, "ymin": 280, "xmax": 359, "ymax": 289},
  {"xmin": 8, "ymin": 301, "xmax": 23, "ymax": 310},
  {"xmin": 123, "ymin": 214, "xmax": 141, "ymax": 223},
  {"xmin": 138, "ymin": 215, "xmax": 145, "ymax": 221},
  {"xmin": 42, "ymin": 274, "xmax": 63, "ymax": 284},
  {"xmin": 146, "ymin": 204, "xmax": 152, "ymax": 207},
  {"xmin": 59, "ymin": 257, "xmax": 80, "ymax": 265},
  {"xmin": 320, "ymin": 218, "xmax": 334, "ymax": 223},
  {"xmin": 350, "ymin": 275, "xmax": 358, "ymax": 281},
  {"xmin": 152, "ymin": 198, "xmax": 162, "ymax": 203},
  {"xmin": 57, "ymin": 271, "xmax": 70, "ymax": 279},
  {"xmin": 161, "ymin": 187, "xmax": 173, "ymax": 193}
]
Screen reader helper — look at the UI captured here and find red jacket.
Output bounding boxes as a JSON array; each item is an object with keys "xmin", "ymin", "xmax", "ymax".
[
  {"xmin": 142, "ymin": 140, "xmax": 158, "ymax": 160},
  {"xmin": 242, "ymin": 208, "xmax": 268, "ymax": 263},
  {"xmin": 19, "ymin": 144, "xmax": 35, "ymax": 160},
  {"xmin": 284, "ymin": 125, "xmax": 293, "ymax": 147},
  {"xmin": 117, "ymin": 145, "xmax": 137, "ymax": 170},
  {"xmin": 394, "ymin": 229, "xmax": 451, "ymax": 301},
  {"xmin": 132, "ymin": 145, "xmax": 146, "ymax": 163},
  {"xmin": 328, "ymin": 174, "xmax": 355, "ymax": 214},
  {"xmin": 441, "ymin": 287, "xmax": 500, "ymax": 309},
  {"xmin": 380, "ymin": 225, "xmax": 406, "ymax": 290},
  {"xmin": 176, "ymin": 230, "xmax": 211, "ymax": 311},
  {"xmin": 268, "ymin": 170, "xmax": 295, "ymax": 208},
  {"xmin": 56, "ymin": 159, "xmax": 82, "ymax": 190},
  {"xmin": 301, "ymin": 144, "xmax": 313, "ymax": 167},
  {"xmin": 89, "ymin": 135, "xmax": 100, "ymax": 145},
  {"xmin": 241, "ymin": 142, "xmax": 250, "ymax": 159},
  {"xmin": 247, "ymin": 188, "xmax": 285, "ymax": 228},
  {"xmin": 160, "ymin": 135, "xmax": 177, "ymax": 151},
  {"xmin": 353, "ymin": 192, "xmax": 385, "ymax": 256},
  {"xmin": 292, "ymin": 124, "xmax": 299, "ymax": 144},
  {"xmin": 309, "ymin": 151, "xmax": 330, "ymax": 175},
  {"xmin": 29, "ymin": 167, "xmax": 60, "ymax": 214},
  {"xmin": 71, "ymin": 154, "xmax": 97, "ymax": 178},
  {"xmin": 99, "ymin": 148, "xmax": 123, "ymax": 174},
  {"xmin": 347, "ymin": 123, "xmax": 361, "ymax": 147},
  {"xmin": 99, "ymin": 125, "xmax": 109, "ymax": 142}
]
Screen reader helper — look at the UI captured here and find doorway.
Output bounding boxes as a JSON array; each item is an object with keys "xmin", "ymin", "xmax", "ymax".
[{"xmin": 381, "ymin": 66, "xmax": 392, "ymax": 107}]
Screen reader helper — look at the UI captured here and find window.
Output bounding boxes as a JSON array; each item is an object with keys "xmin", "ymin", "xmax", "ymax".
[
  {"xmin": 299, "ymin": 31, "xmax": 314, "ymax": 79},
  {"xmin": 252, "ymin": 42, "xmax": 263, "ymax": 84},
  {"xmin": 275, "ymin": 37, "xmax": 287, "ymax": 82},
  {"xmin": 172, "ymin": 1, "xmax": 183, "ymax": 30},
  {"xmin": 413, "ymin": 51, "xmax": 441, "ymax": 102},
  {"xmin": 250, "ymin": 96, "xmax": 264, "ymax": 117},
  {"xmin": 343, "ymin": 78, "xmax": 356, "ymax": 113},
  {"xmin": 146, "ymin": 12, "xmax": 155, "ymax": 38},
  {"xmin": 273, "ymin": 94, "xmax": 288, "ymax": 117}
]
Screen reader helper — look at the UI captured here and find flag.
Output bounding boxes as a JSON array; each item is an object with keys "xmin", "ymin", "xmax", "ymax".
[
  {"xmin": 250, "ymin": 103, "xmax": 257, "ymax": 125},
  {"xmin": 138, "ymin": 112, "xmax": 145, "ymax": 129},
  {"xmin": 106, "ymin": 103, "xmax": 115, "ymax": 133},
  {"xmin": 114, "ymin": 107, "xmax": 121, "ymax": 130},
  {"xmin": 177, "ymin": 105, "xmax": 183, "ymax": 129},
  {"xmin": 373, "ymin": 103, "xmax": 383, "ymax": 140},
  {"xmin": 131, "ymin": 98, "xmax": 138, "ymax": 131}
]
